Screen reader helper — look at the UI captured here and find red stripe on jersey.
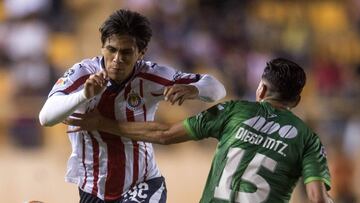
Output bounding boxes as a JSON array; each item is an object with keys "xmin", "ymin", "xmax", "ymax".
[
  {"xmin": 81, "ymin": 133, "xmax": 88, "ymax": 189},
  {"xmin": 89, "ymin": 132, "xmax": 100, "ymax": 196},
  {"xmin": 131, "ymin": 141, "xmax": 139, "ymax": 186},
  {"xmin": 140, "ymin": 80, "xmax": 148, "ymax": 181},
  {"xmin": 137, "ymin": 72, "xmax": 173, "ymax": 86},
  {"xmin": 150, "ymin": 92, "xmax": 163, "ymax": 97},
  {"xmin": 125, "ymin": 84, "xmax": 140, "ymax": 187},
  {"xmin": 125, "ymin": 84, "xmax": 134, "ymax": 122},
  {"xmin": 137, "ymin": 72, "xmax": 199, "ymax": 87},
  {"xmin": 97, "ymin": 88, "xmax": 126, "ymax": 200},
  {"xmin": 175, "ymin": 78, "xmax": 199, "ymax": 84},
  {"xmin": 62, "ymin": 74, "xmax": 91, "ymax": 94},
  {"xmin": 140, "ymin": 80, "xmax": 147, "ymax": 121},
  {"xmin": 143, "ymin": 142, "xmax": 148, "ymax": 181}
]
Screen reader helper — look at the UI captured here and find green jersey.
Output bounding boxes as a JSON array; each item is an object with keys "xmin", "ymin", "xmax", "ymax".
[{"xmin": 184, "ymin": 101, "xmax": 331, "ymax": 203}]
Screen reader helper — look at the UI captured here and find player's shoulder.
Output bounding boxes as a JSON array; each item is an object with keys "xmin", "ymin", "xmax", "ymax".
[
  {"xmin": 212, "ymin": 100, "xmax": 257, "ymax": 114},
  {"xmin": 76, "ymin": 56, "xmax": 102, "ymax": 73},
  {"xmin": 137, "ymin": 60, "xmax": 176, "ymax": 76},
  {"xmin": 227, "ymin": 100, "xmax": 259, "ymax": 110},
  {"xmin": 62, "ymin": 56, "xmax": 102, "ymax": 79},
  {"xmin": 287, "ymin": 111, "xmax": 312, "ymax": 132}
]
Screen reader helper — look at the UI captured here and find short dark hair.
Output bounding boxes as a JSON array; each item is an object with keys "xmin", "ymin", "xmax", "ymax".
[
  {"xmin": 262, "ymin": 58, "xmax": 306, "ymax": 102},
  {"xmin": 99, "ymin": 9, "xmax": 152, "ymax": 51}
]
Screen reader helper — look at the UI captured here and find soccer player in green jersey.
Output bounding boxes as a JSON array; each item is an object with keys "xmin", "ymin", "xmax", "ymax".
[{"xmin": 65, "ymin": 58, "xmax": 333, "ymax": 203}]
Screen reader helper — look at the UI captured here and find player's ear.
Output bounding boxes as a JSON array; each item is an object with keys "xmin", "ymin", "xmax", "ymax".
[
  {"xmin": 256, "ymin": 81, "xmax": 266, "ymax": 101},
  {"xmin": 258, "ymin": 83, "xmax": 267, "ymax": 100}
]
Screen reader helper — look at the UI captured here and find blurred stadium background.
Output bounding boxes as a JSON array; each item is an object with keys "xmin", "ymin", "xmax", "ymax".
[{"xmin": 0, "ymin": 0, "xmax": 359, "ymax": 202}]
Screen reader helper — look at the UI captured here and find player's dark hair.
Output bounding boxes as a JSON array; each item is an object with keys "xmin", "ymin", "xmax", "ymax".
[
  {"xmin": 262, "ymin": 58, "xmax": 306, "ymax": 103},
  {"xmin": 99, "ymin": 9, "xmax": 152, "ymax": 51}
]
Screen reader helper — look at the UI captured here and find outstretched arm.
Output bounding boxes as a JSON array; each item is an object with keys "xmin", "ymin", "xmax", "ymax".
[
  {"xmin": 163, "ymin": 74, "xmax": 226, "ymax": 105},
  {"xmin": 64, "ymin": 111, "xmax": 193, "ymax": 145},
  {"xmin": 305, "ymin": 181, "xmax": 334, "ymax": 203},
  {"xmin": 39, "ymin": 70, "xmax": 108, "ymax": 126}
]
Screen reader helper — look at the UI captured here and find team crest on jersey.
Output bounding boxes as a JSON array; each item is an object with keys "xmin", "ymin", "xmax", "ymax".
[{"xmin": 126, "ymin": 90, "xmax": 144, "ymax": 110}]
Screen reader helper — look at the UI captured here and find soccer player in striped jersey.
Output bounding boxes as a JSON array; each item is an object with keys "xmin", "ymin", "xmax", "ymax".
[
  {"xmin": 39, "ymin": 9, "xmax": 226, "ymax": 203},
  {"xmin": 65, "ymin": 58, "xmax": 333, "ymax": 203}
]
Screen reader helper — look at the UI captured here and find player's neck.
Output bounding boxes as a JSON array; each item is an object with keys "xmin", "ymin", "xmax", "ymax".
[{"xmin": 262, "ymin": 98, "xmax": 291, "ymax": 111}]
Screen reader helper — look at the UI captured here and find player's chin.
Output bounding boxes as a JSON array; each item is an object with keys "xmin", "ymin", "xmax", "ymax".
[{"xmin": 108, "ymin": 72, "xmax": 124, "ymax": 81}]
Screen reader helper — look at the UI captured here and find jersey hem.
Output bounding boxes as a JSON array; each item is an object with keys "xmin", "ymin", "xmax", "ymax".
[{"xmin": 183, "ymin": 119, "xmax": 199, "ymax": 140}]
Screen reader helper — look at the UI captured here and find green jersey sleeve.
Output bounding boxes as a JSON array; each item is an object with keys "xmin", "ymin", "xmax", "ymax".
[
  {"xmin": 302, "ymin": 133, "xmax": 331, "ymax": 190},
  {"xmin": 184, "ymin": 102, "xmax": 229, "ymax": 140}
]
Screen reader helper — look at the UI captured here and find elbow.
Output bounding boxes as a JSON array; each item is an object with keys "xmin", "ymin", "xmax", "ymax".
[
  {"xmin": 38, "ymin": 110, "xmax": 55, "ymax": 127},
  {"xmin": 215, "ymin": 84, "xmax": 226, "ymax": 101},
  {"xmin": 208, "ymin": 75, "xmax": 227, "ymax": 101},
  {"xmin": 204, "ymin": 85, "xmax": 226, "ymax": 102}
]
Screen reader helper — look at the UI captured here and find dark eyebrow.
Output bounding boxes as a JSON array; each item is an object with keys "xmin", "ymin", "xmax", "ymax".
[
  {"xmin": 120, "ymin": 47, "xmax": 134, "ymax": 51},
  {"xmin": 105, "ymin": 45, "xmax": 116, "ymax": 49}
]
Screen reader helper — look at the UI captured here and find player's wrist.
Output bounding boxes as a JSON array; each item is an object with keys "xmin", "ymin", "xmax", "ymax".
[{"xmin": 188, "ymin": 84, "xmax": 200, "ymax": 99}]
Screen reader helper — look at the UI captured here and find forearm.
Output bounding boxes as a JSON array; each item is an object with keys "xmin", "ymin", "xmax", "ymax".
[
  {"xmin": 191, "ymin": 74, "xmax": 226, "ymax": 102},
  {"xmin": 99, "ymin": 120, "xmax": 190, "ymax": 145},
  {"xmin": 39, "ymin": 90, "xmax": 88, "ymax": 126},
  {"xmin": 306, "ymin": 181, "xmax": 333, "ymax": 203}
]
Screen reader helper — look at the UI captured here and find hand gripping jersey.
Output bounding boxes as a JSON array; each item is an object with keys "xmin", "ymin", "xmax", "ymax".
[
  {"xmin": 48, "ymin": 56, "xmax": 224, "ymax": 201},
  {"xmin": 184, "ymin": 101, "xmax": 331, "ymax": 203}
]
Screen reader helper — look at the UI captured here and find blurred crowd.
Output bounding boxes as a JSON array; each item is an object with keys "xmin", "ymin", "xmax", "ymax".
[{"xmin": 0, "ymin": 0, "xmax": 359, "ymax": 202}]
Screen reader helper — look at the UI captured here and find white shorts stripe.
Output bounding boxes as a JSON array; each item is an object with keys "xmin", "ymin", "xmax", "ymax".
[{"xmin": 149, "ymin": 182, "xmax": 165, "ymax": 203}]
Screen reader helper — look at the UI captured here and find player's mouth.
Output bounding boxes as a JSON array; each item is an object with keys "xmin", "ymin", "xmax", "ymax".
[{"xmin": 109, "ymin": 65, "xmax": 125, "ymax": 73}]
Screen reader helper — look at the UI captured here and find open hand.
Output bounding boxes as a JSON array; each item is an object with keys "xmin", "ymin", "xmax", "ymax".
[
  {"xmin": 163, "ymin": 84, "xmax": 199, "ymax": 105},
  {"xmin": 63, "ymin": 109, "xmax": 103, "ymax": 133}
]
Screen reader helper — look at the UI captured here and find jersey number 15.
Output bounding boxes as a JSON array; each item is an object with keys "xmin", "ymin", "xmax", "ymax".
[{"xmin": 214, "ymin": 147, "xmax": 277, "ymax": 203}]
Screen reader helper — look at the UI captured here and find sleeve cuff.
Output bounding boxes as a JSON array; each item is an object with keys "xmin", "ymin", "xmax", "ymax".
[
  {"xmin": 183, "ymin": 119, "xmax": 200, "ymax": 140},
  {"xmin": 190, "ymin": 83, "xmax": 213, "ymax": 102}
]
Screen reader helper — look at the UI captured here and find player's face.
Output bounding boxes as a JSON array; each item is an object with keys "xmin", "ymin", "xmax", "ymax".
[{"xmin": 101, "ymin": 34, "xmax": 144, "ymax": 83}]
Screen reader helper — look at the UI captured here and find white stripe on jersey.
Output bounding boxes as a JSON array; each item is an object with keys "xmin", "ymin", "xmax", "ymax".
[
  {"xmin": 79, "ymin": 133, "xmax": 95, "ymax": 195},
  {"xmin": 123, "ymin": 136, "xmax": 135, "ymax": 192},
  {"xmin": 92, "ymin": 131, "xmax": 108, "ymax": 199}
]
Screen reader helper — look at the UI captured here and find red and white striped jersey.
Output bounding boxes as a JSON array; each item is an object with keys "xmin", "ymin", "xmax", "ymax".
[{"xmin": 48, "ymin": 56, "xmax": 224, "ymax": 200}]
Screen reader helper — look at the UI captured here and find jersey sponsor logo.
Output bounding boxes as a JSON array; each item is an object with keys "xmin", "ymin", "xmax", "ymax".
[
  {"xmin": 243, "ymin": 116, "xmax": 298, "ymax": 139},
  {"xmin": 173, "ymin": 71, "xmax": 198, "ymax": 81},
  {"xmin": 267, "ymin": 113, "xmax": 277, "ymax": 118},
  {"xmin": 126, "ymin": 90, "xmax": 144, "ymax": 111},
  {"xmin": 62, "ymin": 68, "xmax": 75, "ymax": 78},
  {"xmin": 173, "ymin": 71, "xmax": 184, "ymax": 80},
  {"xmin": 232, "ymin": 116, "xmax": 298, "ymax": 157},
  {"xmin": 55, "ymin": 78, "xmax": 67, "ymax": 86}
]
